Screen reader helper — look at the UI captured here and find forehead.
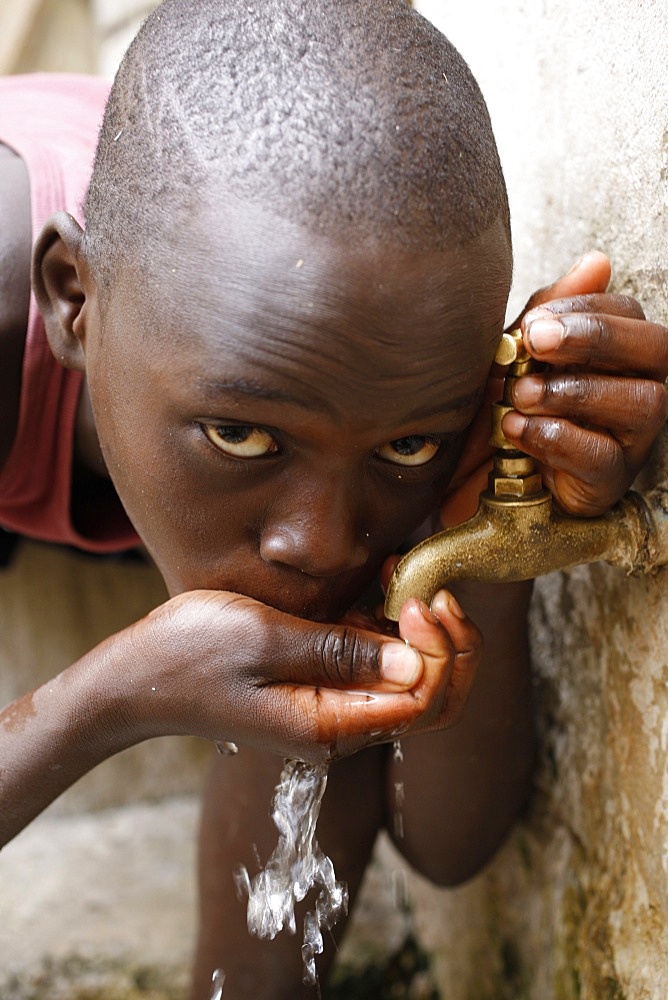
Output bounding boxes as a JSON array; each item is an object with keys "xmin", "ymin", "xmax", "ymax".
[{"xmin": 103, "ymin": 202, "xmax": 511, "ymax": 425}]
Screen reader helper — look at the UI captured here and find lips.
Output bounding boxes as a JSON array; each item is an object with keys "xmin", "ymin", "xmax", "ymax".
[{"xmin": 186, "ymin": 562, "xmax": 379, "ymax": 623}]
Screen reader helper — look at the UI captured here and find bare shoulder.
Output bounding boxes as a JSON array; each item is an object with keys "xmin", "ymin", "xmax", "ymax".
[{"xmin": 0, "ymin": 142, "xmax": 32, "ymax": 471}]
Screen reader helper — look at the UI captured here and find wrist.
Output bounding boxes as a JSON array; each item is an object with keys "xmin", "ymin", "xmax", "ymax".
[{"xmin": 61, "ymin": 623, "xmax": 158, "ymax": 760}]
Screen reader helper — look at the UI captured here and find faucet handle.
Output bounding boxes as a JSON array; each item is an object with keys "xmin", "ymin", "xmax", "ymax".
[
  {"xmin": 494, "ymin": 328, "xmax": 533, "ymax": 376},
  {"xmin": 487, "ymin": 329, "xmax": 546, "ymax": 501}
]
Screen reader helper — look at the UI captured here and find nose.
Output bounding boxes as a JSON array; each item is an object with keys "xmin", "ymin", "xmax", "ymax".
[{"xmin": 259, "ymin": 476, "xmax": 369, "ymax": 578}]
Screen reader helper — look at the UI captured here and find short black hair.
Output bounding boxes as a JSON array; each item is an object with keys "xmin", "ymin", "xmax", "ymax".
[{"xmin": 84, "ymin": 0, "xmax": 510, "ymax": 283}]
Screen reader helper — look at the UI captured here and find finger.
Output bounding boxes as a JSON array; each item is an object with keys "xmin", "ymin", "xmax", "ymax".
[
  {"xmin": 287, "ymin": 595, "xmax": 464, "ymax": 754},
  {"xmin": 524, "ymin": 292, "xmax": 645, "ymax": 325},
  {"xmin": 507, "ymin": 251, "xmax": 612, "ymax": 329},
  {"xmin": 427, "ymin": 589, "xmax": 481, "ymax": 723},
  {"xmin": 501, "ymin": 412, "xmax": 628, "ymax": 515},
  {"xmin": 397, "ymin": 590, "xmax": 481, "ymax": 729},
  {"xmin": 380, "ymin": 554, "xmax": 401, "ymax": 595},
  {"xmin": 211, "ymin": 594, "xmax": 423, "ymax": 693},
  {"xmin": 290, "ymin": 684, "xmax": 427, "ymax": 760},
  {"xmin": 302, "ymin": 620, "xmax": 426, "ymax": 691},
  {"xmin": 521, "ymin": 310, "xmax": 668, "ymax": 379},
  {"xmin": 510, "ymin": 374, "xmax": 667, "ymax": 456}
]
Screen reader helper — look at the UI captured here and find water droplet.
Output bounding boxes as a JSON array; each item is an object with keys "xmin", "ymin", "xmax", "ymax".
[{"xmin": 209, "ymin": 968, "xmax": 225, "ymax": 1000}]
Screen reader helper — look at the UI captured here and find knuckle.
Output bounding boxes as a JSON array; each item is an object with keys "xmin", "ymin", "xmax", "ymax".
[
  {"xmin": 632, "ymin": 380, "xmax": 667, "ymax": 426},
  {"xmin": 531, "ymin": 418, "xmax": 563, "ymax": 454},
  {"xmin": 612, "ymin": 293, "xmax": 646, "ymax": 320},
  {"xmin": 579, "ymin": 313, "xmax": 608, "ymax": 357},
  {"xmin": 581, "ymin": 435, "xmax": 621, "ymax": 480},
  {"xmin": 315, "ymin": 626, "xmax": 374, "ymax": 686},
  {"xmin": 545, "ymin": 374, "xmax": 590, "ymax": 407},
  {"xmin": 558, "ymin": 310, "xmax": 607, "ymax": 360}
]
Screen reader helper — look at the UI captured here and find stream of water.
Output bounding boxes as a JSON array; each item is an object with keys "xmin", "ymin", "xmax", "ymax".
[
  {"xmin": 209, "ymin": 967, "xmax": 225, "ymax": 1000},
  {"xmin": 223, "ymin": 738, "xmax": 407, "ymax": 991},
  {"xmin": 234, "ymin": 758, "xmax": 348, "ymax": 986}
]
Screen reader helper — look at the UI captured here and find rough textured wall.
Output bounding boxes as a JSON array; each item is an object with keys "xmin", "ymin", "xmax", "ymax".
[
  {"xmin": 380, "ymin": 2, "xmax": 668, "ymax": 997},
  {"xmin": 91, "ymin": 0, "xmax": 159, "ymax": 78}
]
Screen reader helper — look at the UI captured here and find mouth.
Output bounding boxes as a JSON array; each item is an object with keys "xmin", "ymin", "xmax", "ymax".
[
  {"xmin": 163, "ymin": 549, "xmax": 386, "ymax": 623},
  {"xmin": 231, "ymin": 565, "xmax": 383, "ymax": 624},
  {"xmin": 258, "ymin": 583, "xmax": 367, "ymax": 624}
]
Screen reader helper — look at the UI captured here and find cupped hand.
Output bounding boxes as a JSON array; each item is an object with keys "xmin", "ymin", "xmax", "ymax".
[
  {"xmin": 124, "ymin": 588, "xmax": 481, "ymax": 763},
  {"xmin": 441, "ymin": 251, "xmax": 668, "ymax": 524}
]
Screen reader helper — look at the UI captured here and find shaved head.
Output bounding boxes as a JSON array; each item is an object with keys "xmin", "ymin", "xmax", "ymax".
[{"xmin": 83, "ymin": 0, "xmax": 510, "ymax": 283}]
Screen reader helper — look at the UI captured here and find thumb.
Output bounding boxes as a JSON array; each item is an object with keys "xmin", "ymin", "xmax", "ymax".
[
  {"xmin": 218, "ymin": 594, "xmax": 425, "ymax": 692},
  {"xmin": 508, "ymin": 250, "xmax": 611, "ymax": 328}
]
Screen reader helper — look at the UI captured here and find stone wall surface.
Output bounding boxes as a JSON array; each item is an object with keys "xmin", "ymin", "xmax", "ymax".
[{"xmin": 0, "ymin": 1, "xmax": 667, "ymax": 998}]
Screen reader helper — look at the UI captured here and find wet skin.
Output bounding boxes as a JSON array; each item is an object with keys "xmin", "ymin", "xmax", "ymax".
[{"xmin": 58, "ymin": 200, "xmax": 512, "ymax": 618}]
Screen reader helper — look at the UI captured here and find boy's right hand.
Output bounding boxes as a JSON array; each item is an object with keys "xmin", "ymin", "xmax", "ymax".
[
  {"xmin": 0, "ymin": 587, "xmax": 480, "ymax": 848},
  {"xmin": 112, "ymin": 588, "xmax": 481, "ymax": 763}
]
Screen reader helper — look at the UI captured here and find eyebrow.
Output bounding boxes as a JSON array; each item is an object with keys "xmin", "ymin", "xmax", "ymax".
[
  {"xmin": 197, "ymin": 378, "xmax": 483, "ymax": 423},
  {"xmin": 197, "ymin": 376, "xmax": 321, "ymax": 409},
  {"xmin": 400, "ymin": 389, "xmax": 484, "ymax": 422}
]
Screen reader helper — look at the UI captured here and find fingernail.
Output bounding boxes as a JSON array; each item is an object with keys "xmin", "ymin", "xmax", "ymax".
[
  {"xmin": 527, "ymin": 318, "xmax": 563, "ymax": 354},
  {"xmin": 501, "ymin": 410, "xmax": 528, "ymax": 438},
  {"xmin": 419, "ymin": 600, "xmax": 440, "ymax": 624},
  {"xmin": 565, "ymin": 255, "xmax": 586, "ymax": 276},
  {"xmin": 511, "ymin": 375, "xmax": 543, "ymax": 407},
  {"xmin": 380, "ymin": 642, "xmax": 422, "ymax": 685},
  {"xmin": 446, "ymin": 592, "xmax": 467, "ymax": 619},
  {"xmin": 431, "ymin": 589, "xmax": 466, "ymax": 620}
]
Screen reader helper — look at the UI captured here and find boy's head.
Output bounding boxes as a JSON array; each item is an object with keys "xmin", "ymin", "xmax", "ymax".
[
  {"xmin": 83, "ymin": 0, "xmax": 510, "ymax": 281},
  {"xmin": 39, "ymin": 0, "xmax": 513, "ymax": 617}
]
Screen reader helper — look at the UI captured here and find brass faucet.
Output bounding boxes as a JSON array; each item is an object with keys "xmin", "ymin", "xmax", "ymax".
[{"xmin": 384, "ymin": 329, "xmax": 668, "ymax": 620}]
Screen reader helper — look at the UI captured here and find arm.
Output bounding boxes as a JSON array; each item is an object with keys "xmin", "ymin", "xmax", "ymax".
[{"xmin": 0, "ymin": 587, "xmax": 480, "ymax": 848}]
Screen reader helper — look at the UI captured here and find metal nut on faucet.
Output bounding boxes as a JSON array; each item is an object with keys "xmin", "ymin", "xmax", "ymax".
[{"xmin": 488, "ymin": 470, "xmax": 544, "ymax": 498}]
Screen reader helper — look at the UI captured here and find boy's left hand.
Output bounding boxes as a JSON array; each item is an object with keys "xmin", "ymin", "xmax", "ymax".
[{"xmin": 443, "ymin": 251, "xmax": 668, "ymax": 522}]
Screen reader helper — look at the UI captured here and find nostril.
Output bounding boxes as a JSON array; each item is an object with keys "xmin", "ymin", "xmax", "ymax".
[{"xmin": 260, "ymin": 524, "xmax": 368, "ymax": 578}]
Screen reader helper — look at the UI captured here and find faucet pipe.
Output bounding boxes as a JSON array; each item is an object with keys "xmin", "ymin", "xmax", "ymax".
[{"xmin": 384, "ymin": 485, "xmax": 668, "ymax": 620}]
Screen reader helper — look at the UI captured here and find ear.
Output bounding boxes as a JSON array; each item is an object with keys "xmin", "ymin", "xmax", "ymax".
[{"xmin": 32, "ymin": 211, "xmax": 94, "ymax": 372}]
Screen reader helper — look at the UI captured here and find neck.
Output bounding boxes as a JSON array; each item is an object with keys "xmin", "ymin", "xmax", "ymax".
[{"xmin": 75, "ymin": 380, "xmax": 109, "ymax": 478}]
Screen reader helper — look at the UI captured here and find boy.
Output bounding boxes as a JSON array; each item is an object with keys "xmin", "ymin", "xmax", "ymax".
[{"xmin": 1, "ymin": 1, "xmax": 666, "ymax": 998}]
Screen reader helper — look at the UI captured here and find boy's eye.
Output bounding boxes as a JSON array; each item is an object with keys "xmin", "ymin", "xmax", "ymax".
[
  {"xmin": 202, "ymin": 424, "xmax": 278, "ymax": 458},
  {"xmin": 376, "ymin": 435, "xmax": 441, "ymax": 467}
]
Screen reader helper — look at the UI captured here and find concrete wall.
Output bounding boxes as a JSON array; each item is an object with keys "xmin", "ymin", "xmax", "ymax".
[
  {"xmin": 1, "ymin": 1, "xmax": 667, "ymax": 998},
  {"xmin": 0, "ymin": 0, "xmax": 96, "ymax": 75}
]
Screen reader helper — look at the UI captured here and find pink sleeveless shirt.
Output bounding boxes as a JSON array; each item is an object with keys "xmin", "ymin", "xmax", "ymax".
[{"xmin": 0, "ymin": 74, "xmax": 139, "ymax": 553}]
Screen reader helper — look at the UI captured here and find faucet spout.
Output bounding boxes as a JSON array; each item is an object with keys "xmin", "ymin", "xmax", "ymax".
[{"xmin": 384, "ymin": 488, "xmax": 668, "ymax": 621}]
